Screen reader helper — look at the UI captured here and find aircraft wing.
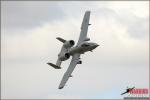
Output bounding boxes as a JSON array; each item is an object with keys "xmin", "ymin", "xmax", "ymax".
[
  {"xmin": 58, "ymin": 53, "xmax": 80, "ymax": 89},
  {"xmin": 121, "ymin": 91, "xmax": 128, "ymax": 95},
  {"xmin": 77, "ymin": 11, "xmax": 91, "ymax": 46}
]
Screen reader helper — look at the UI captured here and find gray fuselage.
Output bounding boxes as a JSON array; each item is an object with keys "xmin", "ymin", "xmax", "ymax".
[{"xmin": 68, "ymin": 42, "xmax": 99, "ymax": 55}]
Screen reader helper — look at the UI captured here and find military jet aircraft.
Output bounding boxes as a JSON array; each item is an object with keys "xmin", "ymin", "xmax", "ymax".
[
  {"xmin": 121, "ymin": 87, "xmax": 135, "ymax": 95},
  {"xmin": 47, "ymin": 11, "xmax": 99, "ymax": 89}
]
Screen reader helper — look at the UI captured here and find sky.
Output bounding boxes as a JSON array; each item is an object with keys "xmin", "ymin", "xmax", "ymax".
[{"xmin": 1, "ymin": 1, "xmax": 149, "ymax": 99}]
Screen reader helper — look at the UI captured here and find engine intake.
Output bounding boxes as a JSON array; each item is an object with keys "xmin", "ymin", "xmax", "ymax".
[
  {"xmin": 59, "ymin": 53, "xmax": 70, "ymax": 61},
  {"xmin": 65, "ymin": 53, "xmax": 70, "ymax": 58},
  {"xmin": 63, "ymin": 40, "xmax": 75, "ymax": 48}
]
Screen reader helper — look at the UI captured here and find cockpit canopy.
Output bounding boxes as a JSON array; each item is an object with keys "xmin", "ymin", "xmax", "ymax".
[{"xmin": 81, "ymin": 42, "xmax": 90, "ymax": 47}]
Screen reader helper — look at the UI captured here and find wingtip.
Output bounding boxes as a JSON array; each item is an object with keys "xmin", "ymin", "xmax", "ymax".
[{"xmin": 58, "ymin": 86, "xmax": 64, "ymax": 89}]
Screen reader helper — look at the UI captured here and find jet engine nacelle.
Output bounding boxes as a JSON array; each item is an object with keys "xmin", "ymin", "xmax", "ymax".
[
  {"xmin": 63, "ymin": 40, "xmax": 75, "ymax": 48},
  {"xmin": 59, "ymin": 53, "xmax": 70, "ymax": 61}
]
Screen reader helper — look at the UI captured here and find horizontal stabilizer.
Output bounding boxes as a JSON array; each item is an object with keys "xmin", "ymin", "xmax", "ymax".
[
  {"xmin": 56, "ymin": 37, "xmax": 66, "ymax": 43},
  {"xmin": 47, "ymin": 63, "xmax": 61, "ymax": 69}
]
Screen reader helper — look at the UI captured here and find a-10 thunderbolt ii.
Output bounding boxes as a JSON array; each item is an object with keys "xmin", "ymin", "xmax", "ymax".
[{"xmin": 47, "ymin": 11, "xmax": 99, "ymax": 89}]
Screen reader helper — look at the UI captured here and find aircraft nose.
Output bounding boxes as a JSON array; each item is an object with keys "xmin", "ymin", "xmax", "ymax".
[
  {"xmin": 92, "ymin": 43, "xmax": 99, "ymax": 49},
  {"xmin": 94, "ymin": 43, "xmax": 99, "ymax": 47},
  {"xmin": 95, "ymin": 44, "xmax": 99, "ymax": 47}
]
